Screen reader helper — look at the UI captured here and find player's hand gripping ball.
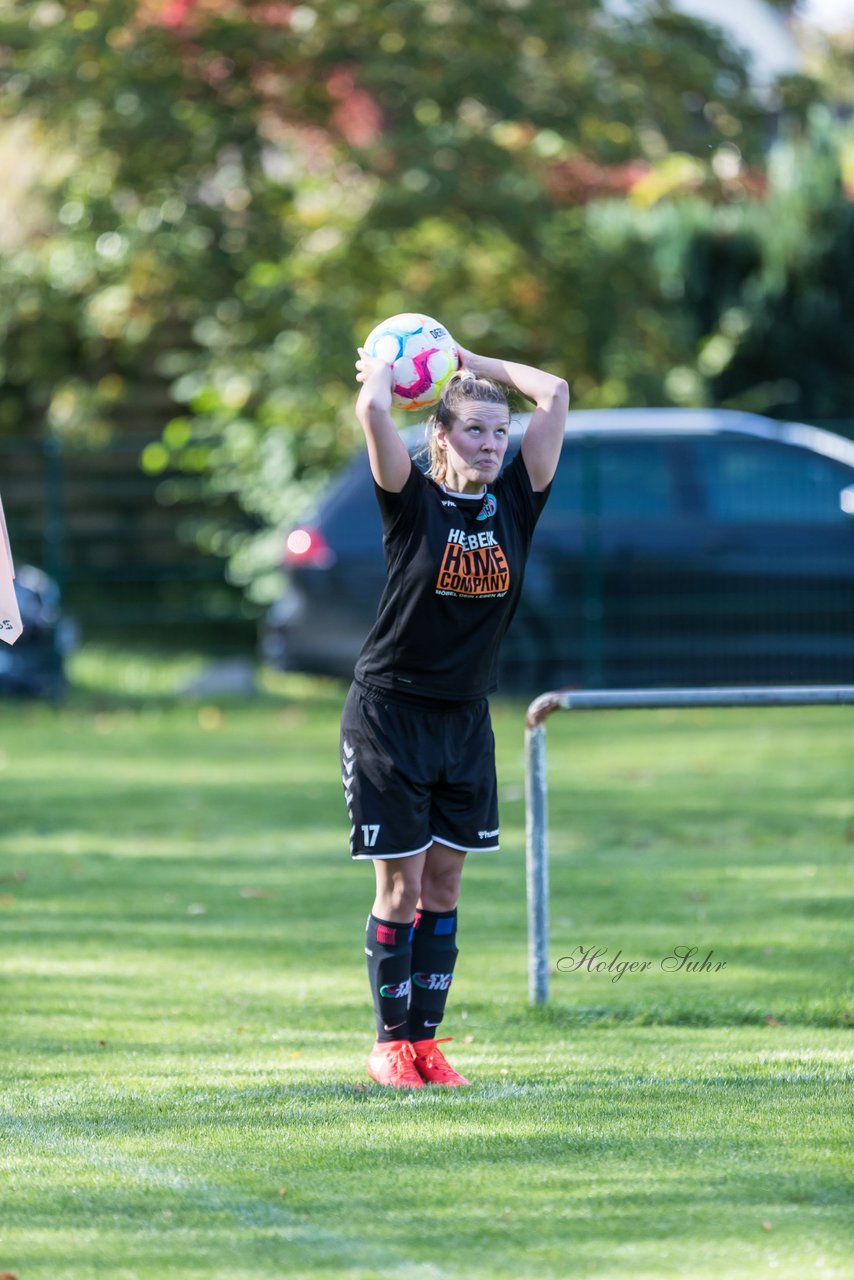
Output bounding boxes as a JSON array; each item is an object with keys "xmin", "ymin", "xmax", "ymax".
[{"xmin": 362, "ymin": 312, "xmax": 460, "ymax": 410}]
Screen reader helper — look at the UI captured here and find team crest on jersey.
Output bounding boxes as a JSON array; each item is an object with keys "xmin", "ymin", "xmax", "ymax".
[{"xmin": 477, "ymin": 492, "xmax": 497, "ymax": 521}]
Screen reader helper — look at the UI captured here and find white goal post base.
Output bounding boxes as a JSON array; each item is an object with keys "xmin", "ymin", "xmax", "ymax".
[{"xmin": 524, "ymin": 685, "xmax": 854, "ymax": 1005}]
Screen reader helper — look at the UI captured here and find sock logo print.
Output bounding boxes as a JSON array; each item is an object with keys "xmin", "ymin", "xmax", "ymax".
[
  {"xmin": 379, "ymin": 979, "xmax": 411, "ymax": 999},
  {"xmin": 412, "ymin": 971, "xmax": 453, "ymax": 991}
]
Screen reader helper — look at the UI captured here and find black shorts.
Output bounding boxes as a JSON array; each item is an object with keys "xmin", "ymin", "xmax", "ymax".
[{"xmin": 340, "ymin": 681, "xmax": 500, "ymax": 860}]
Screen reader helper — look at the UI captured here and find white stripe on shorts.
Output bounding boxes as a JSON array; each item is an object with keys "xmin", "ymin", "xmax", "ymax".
[{"xmin": 351, "ymin": 839, "xmax": 434, "ymax": 861}]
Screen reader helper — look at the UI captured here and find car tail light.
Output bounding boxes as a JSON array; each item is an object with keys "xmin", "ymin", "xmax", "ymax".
[{"xmin": 284, "ymin": 526, "xmax": 335, "ymax": 569}]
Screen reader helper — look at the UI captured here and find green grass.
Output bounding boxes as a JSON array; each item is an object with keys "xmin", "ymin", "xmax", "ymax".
[{"xmin": 1, "ymin": 646, "xmax": 852, "ymax": 1279}]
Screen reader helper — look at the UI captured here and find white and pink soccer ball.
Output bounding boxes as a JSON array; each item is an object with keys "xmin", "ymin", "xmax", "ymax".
[{"xmin": 363, "ymin": 312, "xmax": 460, "ymax": 411}]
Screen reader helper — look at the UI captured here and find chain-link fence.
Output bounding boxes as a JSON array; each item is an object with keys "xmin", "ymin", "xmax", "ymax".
[
  {"xmin": 4, "ymin": 419, "xmax": 854, "ymax": 688},
  {"xmin": 1, "ymin": 436, "xmax": 255, "ymax": 651}
]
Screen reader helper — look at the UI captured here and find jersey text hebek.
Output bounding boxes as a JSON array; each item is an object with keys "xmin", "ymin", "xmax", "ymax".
[{"xmin": 446, "ymin": 528, "xmax": 497, "ymax": 550}]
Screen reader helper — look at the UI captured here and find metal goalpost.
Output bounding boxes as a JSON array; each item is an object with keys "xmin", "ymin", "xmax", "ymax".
[{"xmin": 524, "ymin": 685, "xmax": 854, "ymax": 1005}]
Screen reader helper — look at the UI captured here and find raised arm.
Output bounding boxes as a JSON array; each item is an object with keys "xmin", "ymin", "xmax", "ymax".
[
  {"xmin": 457, "ymin": 347, "xmax": 569, "ymax": 491},
  {"xmin": 355, "ymin": 348, "xmax": 412, "ymax": 492}
]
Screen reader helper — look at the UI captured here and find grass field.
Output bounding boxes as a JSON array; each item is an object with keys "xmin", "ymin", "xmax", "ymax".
[{"xmin": 1, "ymin": 647, "xmax": 851, "ymax": 1280}]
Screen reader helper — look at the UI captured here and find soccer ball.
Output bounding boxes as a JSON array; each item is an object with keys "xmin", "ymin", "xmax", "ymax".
[{"xmin": 363, "ymin": 312, "xmax": 460, "ymax": 411}]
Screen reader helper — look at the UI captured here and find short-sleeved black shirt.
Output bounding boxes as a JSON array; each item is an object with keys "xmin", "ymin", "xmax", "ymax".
[{"xmin": 354, "ymin": 450, "xmax": 551, "ymax": 702}]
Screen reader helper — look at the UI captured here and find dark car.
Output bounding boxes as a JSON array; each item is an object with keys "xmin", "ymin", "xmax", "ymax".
[
  {"xmin": 0, "ymin": 565, "xmax": 73, "ymax": 700},
  {"xmin": 262, "ymin": 409, "xmax": 854, "ymax": 692}
]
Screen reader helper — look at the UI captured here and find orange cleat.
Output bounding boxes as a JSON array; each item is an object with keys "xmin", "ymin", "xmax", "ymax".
[
  {"xmin": 411, "ymin": 1037, "xmax": 470, "ymax": 1087},
  {"xmin": 367, "ymin": 1038, "xmax": 425, "ymax": 1089}
]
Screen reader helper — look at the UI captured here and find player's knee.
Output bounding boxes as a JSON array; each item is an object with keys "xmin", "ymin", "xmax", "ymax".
[
  {"xmin": 420, "ymin": 867, "xmax": 462, "ymax": 912},
  {"xmin": 375, "ymin": 873, "xmax": 421, "ymax": 920}
]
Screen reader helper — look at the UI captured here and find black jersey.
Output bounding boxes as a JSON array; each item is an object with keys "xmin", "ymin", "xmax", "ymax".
[{"xmin": 354, "ymin": 450, "xmax": 551, "ymax": 701}]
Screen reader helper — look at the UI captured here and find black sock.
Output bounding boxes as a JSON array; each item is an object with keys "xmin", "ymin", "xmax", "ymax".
[
  {"xmin": 408, "ymin": 907, "xmax": 459, "ymax": 1041},
  {"xmin": 365, "ymin": 913, "xmax": 414, "ymax": 1043}
]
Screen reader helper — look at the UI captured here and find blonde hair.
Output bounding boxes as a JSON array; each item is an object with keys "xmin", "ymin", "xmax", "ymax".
[{"xmin": 425, "ymin": 370, "xmax": 510, "ymax": 484}]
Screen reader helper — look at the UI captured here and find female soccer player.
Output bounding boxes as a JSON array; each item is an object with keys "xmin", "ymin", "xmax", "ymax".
[{"xmin": 342, "ymin": 338, "xmax": 568, "ymax": 1087}]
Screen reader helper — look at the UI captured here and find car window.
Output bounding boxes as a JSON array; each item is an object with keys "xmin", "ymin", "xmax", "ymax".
[
  {"xmin": 691, "ymin": 437, "xmax": 854, "ymax": 524},
  {"xmin": 537, "ymin": 437, "xmax": 680, "ymax": 522},
  {"xmin": 596, "ymin": 439, "xmax": 680, "ymax": 517},
  {"xmin": 538, "ymin": 443, "xmax": 582, "ymax": 524}
]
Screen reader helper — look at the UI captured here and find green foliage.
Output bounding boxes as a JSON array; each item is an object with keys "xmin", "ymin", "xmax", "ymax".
[
  {"xmin": 709, "ymin": 115, "xmax": 854, "ymax": 418},
  {"xmin": 571, "ymin": 110, "xmax": 854, "ymax": 416},
  {"xmin": 0, "ymin": 0, "xmax": 846, "ymax": 602}
]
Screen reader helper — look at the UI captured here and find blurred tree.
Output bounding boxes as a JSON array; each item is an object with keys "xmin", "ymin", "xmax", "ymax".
[
  {"xmin": 706, "ymin": 113, "xmax": 854, "ymax": 420},
  {"xmin": 0, "ymin": 0, "xmax": 839, "ymax": 608},
  {"xmin": 580, "ymin": 110, "xmax": 854, "ymax": 420}
]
